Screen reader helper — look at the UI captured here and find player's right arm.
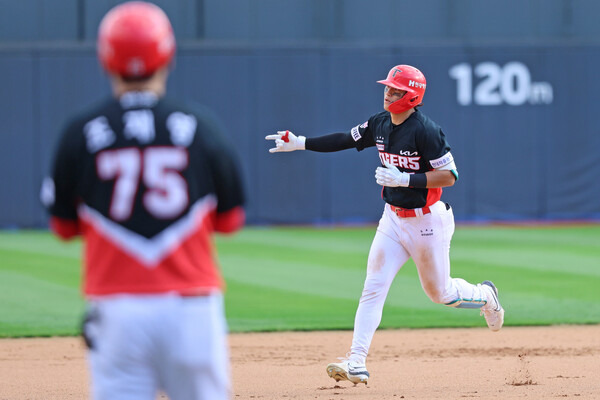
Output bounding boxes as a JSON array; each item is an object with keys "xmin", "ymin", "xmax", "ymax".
[
  {"xmin": 266, "ymin": 115, "xmax": 376, "ymax": 153},
  {"xmin": 266, "ymin": 130, "xmax": 362, "ymax": 153},
  {"xmin": 40, "ymin": 121, "xmax": 82, "ymax": 240}
]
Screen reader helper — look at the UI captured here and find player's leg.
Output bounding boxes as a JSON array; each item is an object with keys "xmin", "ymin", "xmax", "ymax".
[
  {"xmin": 351, "ymin": 229, "xmax": 410, "ymax": 360},
  {"xmin": 159, "ymin": 293, "xmax": 230, "ymax": 400},
  {"xmin": 85, "ymin": 297, "xmax": 158, "ymax": 400},
  {"xmin": 327, "ymin": 210, "xmax": 409, "ymax": 384},
  {"xmin": 409, "ymin": 202, "xmax": 504, "ymax": 330}
]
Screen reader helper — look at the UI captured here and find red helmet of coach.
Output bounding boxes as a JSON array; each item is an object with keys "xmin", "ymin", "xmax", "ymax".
[
  {"xmin": 377, "ymin": 65, "xmax": 426, "ymax": 113},
  {"xmin": 97, "ymin": 1, "xmax": 176, "ymax": 79}
]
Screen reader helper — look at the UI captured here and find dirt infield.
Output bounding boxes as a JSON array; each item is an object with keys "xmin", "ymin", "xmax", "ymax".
[{"xmin": 1, "ymin": 325, "xmax": 599, "ymax": 399}]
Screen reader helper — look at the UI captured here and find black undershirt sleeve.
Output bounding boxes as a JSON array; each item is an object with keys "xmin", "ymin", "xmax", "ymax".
[{"xmin": 305, "ymin": 132, "xmax": 355, "ymax": 152}]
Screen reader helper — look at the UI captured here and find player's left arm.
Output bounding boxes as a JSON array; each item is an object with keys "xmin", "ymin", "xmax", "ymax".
[
  {"xmin": 202, "ymin": 117, "xmax": 246, "ymax": 234},
  {"xmin": 423, "ymin": 151, "xmax": 458, "ymax": 188},
  {"xmin": 210, "ymin": 150, "xmax": 246, "ymax": 234},
  {"xmin": 422, "ymin": 169, "xmax": 456, "ymax": 188},
  {"xmin": 414, "ymin": 126, "xmax": 458, "ymax": 188}
]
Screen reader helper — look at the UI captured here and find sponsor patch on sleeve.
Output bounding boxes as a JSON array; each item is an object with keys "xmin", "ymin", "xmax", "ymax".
[
  {"xmin": 351, "ymin": 125, "xmax": 362, "ymax": 141},
  {"xmin": 430, "ymin": 152, "xmax": 454, "ymax": 169}
]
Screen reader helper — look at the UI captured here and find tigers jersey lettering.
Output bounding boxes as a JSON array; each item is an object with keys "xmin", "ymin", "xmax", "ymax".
[{"xmin": 378, "ymin": 152, "xmax": 421, "ymax": 170}]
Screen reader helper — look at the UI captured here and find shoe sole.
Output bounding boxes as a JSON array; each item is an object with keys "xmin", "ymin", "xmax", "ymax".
[
  {"xmin": 482, "ymin": 280, "xmax": 504, "ymax": 332},
  {"xmin": 326, "ymin": 364, "xmax": 349, "ymax": 382},
  {"xmin": 491, "ymin": 308, "xmax": 505, "ymax": 332},
  {"xmin": 482, "ymin": 280, "xmax": 501, "ymax": 311},
  {"xmin": 326, "ymin": 364, "xmax": 368, "ymax": 385}
]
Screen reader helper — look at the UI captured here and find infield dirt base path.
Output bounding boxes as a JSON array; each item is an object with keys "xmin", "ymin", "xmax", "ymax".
[{"xmin": 1, "ymin": 325, "xmax": 599, "ymax": 399}]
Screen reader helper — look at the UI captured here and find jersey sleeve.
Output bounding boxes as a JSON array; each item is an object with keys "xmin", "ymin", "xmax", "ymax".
[
  {"xmin": 209, "ymin": 140, "xmax": 246, "ymax": 232},
  {"xmin": 197, "ymin": 114, "xmax": 246, "ymax": 216},
  {"xmin": 305, "ymin": 132, "xmax": 355, "ymax": 152},
  {"xmin": 417, "ymin": 126, "xmax": 452, "ymax": 170},
  {"xmin": 40, "ymin": 121, "xmax": 85, "ymax": 239},
  {"xmin": 209, "ymin": 145, "xmax": 246, "ymax": 214},
  {"xmin": 349, "ymin": 116, "xmax": 376, "ymax": 151},
  {"xmin": 43, "ymin": 121, "xmax": 82, "ymax": 221}
]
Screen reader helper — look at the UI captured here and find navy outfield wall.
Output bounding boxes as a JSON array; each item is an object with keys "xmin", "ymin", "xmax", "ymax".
[{"xmin": 1, "ymin": 43, "xmax": 599, "ymax": 227}]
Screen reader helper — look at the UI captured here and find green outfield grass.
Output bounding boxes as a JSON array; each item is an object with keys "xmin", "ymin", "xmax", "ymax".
[{"xmin": 1, "ymin": 225, "xmax": 599, "ymax": 337}]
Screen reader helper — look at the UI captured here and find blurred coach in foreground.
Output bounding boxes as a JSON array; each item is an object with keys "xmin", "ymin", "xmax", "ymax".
[{"xmin": 41, "ymin": 2, "xmax": 245, "ymax": 399}]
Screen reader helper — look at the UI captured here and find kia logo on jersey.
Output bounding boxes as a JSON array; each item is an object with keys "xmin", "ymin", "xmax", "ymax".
[
  {"xmin": 398, "ymin": 150, "xmax": 418, "ymax": 156},
  {"xmin": 378, "ymin": 151, "xmax": 420, "ymax": 170}
]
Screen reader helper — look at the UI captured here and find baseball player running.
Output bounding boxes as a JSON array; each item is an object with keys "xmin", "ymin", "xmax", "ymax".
[
  {"xmin": 266, "ymin": 65, "xmax": 504, "ymax": 385},
  {"xmin": 41, "ymin": 2, "xmax": 245, "ymax": 399}
]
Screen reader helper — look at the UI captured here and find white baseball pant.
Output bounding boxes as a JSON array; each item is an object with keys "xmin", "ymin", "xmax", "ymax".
[
  {"xmin": 85, "ymin": 292, "xmax": 229, "ymax": 400},
  {"xmin": 350, "ymin": 201, "xmax": 491, "ymax": 361}
]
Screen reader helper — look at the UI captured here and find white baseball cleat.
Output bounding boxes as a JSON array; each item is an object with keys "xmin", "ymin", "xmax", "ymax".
[
  {"xmin": 326, "ymin": 358, "xmax": 369, "ymax": 385},
  {"xmin": 480, "ymin": 280, "xmax": 504, "ymax": 332}
]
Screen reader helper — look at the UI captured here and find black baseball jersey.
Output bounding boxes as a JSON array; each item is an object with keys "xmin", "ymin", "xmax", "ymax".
[
  {"xmin": 350, "ymin": 109, "xmax": 454, "ymax": 209},
  {"xmin": 44, "ymin": 91, "xmax": 245, "ymax": 295}
]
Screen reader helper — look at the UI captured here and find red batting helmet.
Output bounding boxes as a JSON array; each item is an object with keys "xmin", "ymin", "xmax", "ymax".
[
  {"xmin": 377, "ymin": 65, "xmax": 426, "ymax": 113},
  {"xmin": 97, "ymin": 1, "xmax": 176, "ymax": 79}
]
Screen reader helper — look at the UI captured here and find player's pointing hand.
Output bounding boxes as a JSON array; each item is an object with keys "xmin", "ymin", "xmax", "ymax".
[
  {"xmin": 265, "ymin": 130, "xmax": 306, "ymax": 153},
  {"xmin": 375, "ymin": 160, "xmax": 410, "ymax": 187}
]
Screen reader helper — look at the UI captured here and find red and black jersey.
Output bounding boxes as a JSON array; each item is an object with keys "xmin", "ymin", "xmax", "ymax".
[
  {"xmin": 43, "ymin": 91, "xmax": 245, "ymax": 296},
  {"xmin": 350, "ymin": 109, "xmax": 452, "ymax": 209}
]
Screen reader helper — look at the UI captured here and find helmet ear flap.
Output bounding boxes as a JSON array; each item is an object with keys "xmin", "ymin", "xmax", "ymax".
[{"xmin": 388, "ymin": 92, "xmax": 421, "ymax": 114}]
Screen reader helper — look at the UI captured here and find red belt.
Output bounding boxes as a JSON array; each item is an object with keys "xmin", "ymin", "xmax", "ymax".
[
  {"xmin": 390, "ymin": 205, "xmax": 431, "ymax": 218},
  {"xmin": 177, "ymin": 288, "xmax": 216, "ymax": 297}
]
